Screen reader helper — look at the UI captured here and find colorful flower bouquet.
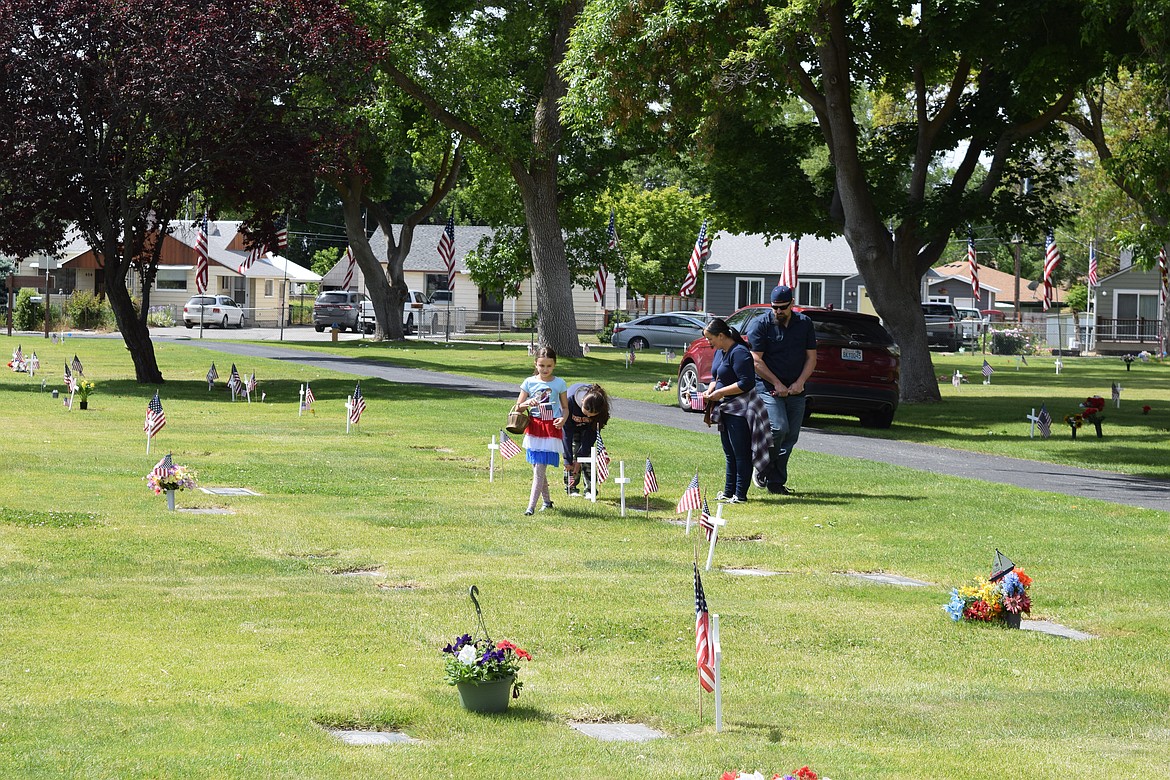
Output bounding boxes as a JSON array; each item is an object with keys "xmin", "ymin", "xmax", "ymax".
[
  {"xmin": 146, "ymin": 464, "xmax": 198, "ymax": 494},
  {"xmin": 721, "ymin": 767, "xmax": 826, "ymax": 780},
  {"xmin": 655, "ymin": 380, "xmax": 672, "ymax": 391},
  {"xmin": 442, "ymin": 634, "xmax": 531, "ymax": 699},
  {"xmin": 944, "ymin": 569, "xmax": 1033, "ymax": 627}
]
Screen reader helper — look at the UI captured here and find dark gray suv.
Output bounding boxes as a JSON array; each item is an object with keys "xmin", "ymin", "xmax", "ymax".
[{"xmin": 313, "ymin": 291, "xmax": 366, "ymax": 332}]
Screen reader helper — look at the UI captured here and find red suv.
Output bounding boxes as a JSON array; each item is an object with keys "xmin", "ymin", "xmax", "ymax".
[{"xmin": 676, "ymin": 305, "xmax": 901, "ymax": 428}]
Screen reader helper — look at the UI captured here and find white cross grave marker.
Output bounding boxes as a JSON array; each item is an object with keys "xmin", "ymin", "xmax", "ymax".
[
  {"xmin": 488, "ymin": 435, "xmax": 499, "ymax": 482},
  {"xmin": 1026, "ymin": 407, "xmax": 1042, "ymax": 439},
  {"xmin": 614, "ymin": 461, "xmax": 630, "ymax": 516}
]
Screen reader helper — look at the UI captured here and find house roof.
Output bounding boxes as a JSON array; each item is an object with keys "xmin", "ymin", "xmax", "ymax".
[
  {"xmin": 929, "ymin": 261, "xmax": 1050, "ymax": 304},
  {"xmin": 320, "ymin": 223, "xmax": 495, "ymax": 286},
  {"xmin": 703, "ymin": 233, "xmax": 859, "ymax": 277}
]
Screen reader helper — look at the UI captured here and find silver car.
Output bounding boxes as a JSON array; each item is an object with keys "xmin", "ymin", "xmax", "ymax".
[
  {"xmin": 610, "ymin": 312, "xmax": 712, "ymax": 351},
  {"xmin": 183, "ymin": 295, "xmax": 245, "ymax": 328},
  {"xmin": 313, "ymin": 290, "xmax": 366, "ymax": 332}
]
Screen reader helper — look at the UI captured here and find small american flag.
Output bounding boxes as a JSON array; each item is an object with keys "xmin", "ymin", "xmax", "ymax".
[
  {"xmin": 303, "ymin": 383, "xmax": 315, "ymax": 410},
  {"xmin": 341, "ymin": 246, "xmax": 355, "ymax": 289},
  {"xmin": 1043, "ymin": 231, "xmax": 1062, "ymax": 311},
  {"xmin": 64, "ymin": 363, "xmax": 77, "ymax": 393},
  {"xmin": 227, "ymin": 364, "xmax": 244, "ymax": 395},
  {"xmin": 63, "ymin": 395, "xmax": 72, "ymax": 410},
  {"xmin": 13, "ymin": 344, "xmax": 22, "ymax": 362},
  {"xmin": 246, "ymin": 372, "xmax": 257, "ymax": 396},
  {"xmin": 538, "ymin": 402, "xmax": 555, "ymax": 421},
  {"xmin": 349, "ymin": 383, "xmax": 366, "ymax": 424},
  {"xmin": 626, "ymin": 348, "xmax": 635, "ymax": 365},
  {"xmin": 982, "ymin": 360, "xmax": 994, "ymax": 379},
  {"xmin": 195, "ymin": 213, "xmax": 209, "ymax": 294},
  {"xmin": 1087, "ymin": 240, "xmax": 1098, "ymax": 287},
  {"xmin": 206, "ymin": 363, "xmax": 218, "ymax": 387},
  {"xmin": 781, "ymin": 237, "xmax": 799, "ymax": 290},
  {"xmin": 689, "ymin": 392, "xmax": 706, "ymax": 411},
  {"xmin": 151, "ymin": 453, "xmax": 174, "ymax": 479},
  {"xmin": 71, "ymin": 355, "xmax": 84, "ymax": 376},
  {"xmin": 698, "ymin": 496, "xmax": 716, "ymax": 543},
  {"xmin": 1160, "ymin": 246, "xmax": 1169, "ymax": 306},
  {"xmin": 1037, "ymin": 404, "xmax": 1052, "ymax": 438},
  {"xmin": 677, "ymin": 473, "xmax": 701, "ymax": 514},
  {"xmin": 594, "ymin": 432, "xmax": 611, "ymax": 483},
  {"xmin": 144, "ymin": 392, "xmax": 166, "ymax": 439},
  {"xmin": 968, "ymin": 235, "xmax": 980, "ymax": 299},
  {"xmin": 694, "ymin": 562, "xmax": 715, "ymax": 693},
  {"xmin": 595, "ymin": 211, "xmax": 617, "ymax": 304},
  {"xmin": 274, "ymin": 214, "xmax": 289, "ymax": 250},
  {"xmin": 438, "ymin": 216, "xmax": 456, "ymax": 292},
  {"xmin": 643, "ymin": 458, "xmax": 658, "ymax": 496},
  {"xmin": 499, "ymin": 431, "xmax": 522, "ymax": 460},
  {"xmin": 29, "ymin": 352, "xmax": 39, "ymax": 371},
  {"xmin": 680, "ymin": 220, "xmax": 709, "ymax": 297},
  {"xmin": 1021, "ymin": 355, "xmax": 1028, "ymax": 366}
]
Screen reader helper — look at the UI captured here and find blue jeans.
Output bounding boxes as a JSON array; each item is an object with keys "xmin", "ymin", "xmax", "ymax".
[
  {"xmin": 719, "ymin": 413, "xmax": 752, "ymax": 500},
  {"xmin": 757, "ymin": 381, "xmax": 807, "ymax": 488}
]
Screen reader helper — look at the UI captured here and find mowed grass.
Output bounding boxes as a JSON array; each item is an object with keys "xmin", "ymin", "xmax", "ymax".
[{"xmin": 1, "ymin": 336, "xmax": 1168, "ymax": 779}]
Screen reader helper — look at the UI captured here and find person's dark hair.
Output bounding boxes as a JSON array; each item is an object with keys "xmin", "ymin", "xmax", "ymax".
[
  {"xmin": 578, "ymin": 383, "xmax": 611, "ymax": 429},
  {"xmin": 704, "ymin": 317, "xmax": 748, "ymax": 350}
]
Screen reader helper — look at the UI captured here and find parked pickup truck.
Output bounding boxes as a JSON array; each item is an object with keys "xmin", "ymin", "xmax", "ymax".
[
  {"xmin": 921, "ymin": 302, "xmax": 960, "ymax": 351},
  {"xmin": 358, "ymin": 289, "xmax": 435, "ymax": 334}
]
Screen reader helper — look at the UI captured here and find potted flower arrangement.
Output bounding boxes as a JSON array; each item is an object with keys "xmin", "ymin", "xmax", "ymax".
[
  {"xmin": 76, "ymin": 380, "xmax": 95, "ymax": 409},
  {"xmin": 720, "ymin": 767, "xmax": 826, "ymax": 780},
  {"xmin": 944, "ymin": 568, "xmax": 1033, "ymax": 628},
  {"xmin": 146, "ymin": 456, "xmax": 198, "ymax": 510},
  {"xmin": 1063, "ymin": 413, "xmax": 1083, "ymax": 438},
  {"xmin": 442, "ymin": 633, "xmax": 531, "ymax": 713}
]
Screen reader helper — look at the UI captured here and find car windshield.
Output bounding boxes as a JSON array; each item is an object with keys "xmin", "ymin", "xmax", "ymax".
[{"xmin": 317, "ymin": 292, "xmax": 350, "ymax": 304}]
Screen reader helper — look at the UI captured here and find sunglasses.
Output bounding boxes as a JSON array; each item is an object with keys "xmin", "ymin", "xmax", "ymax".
[{"xmin": 772, "ymin": 302, "xmax": 792, "ymax": 310}]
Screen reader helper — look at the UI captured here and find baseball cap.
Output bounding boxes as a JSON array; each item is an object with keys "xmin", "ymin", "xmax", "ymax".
[{"xmin": 770, "ymin": 285, "xmax": 794, "ymax": 304}]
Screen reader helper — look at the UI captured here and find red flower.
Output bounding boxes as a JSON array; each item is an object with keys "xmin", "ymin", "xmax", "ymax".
[
  {"xmin": 496, "ymin": 640, "xmax": 532, "ymax": 661},
  {"xmin": 794, "ymin": 767, "xmax": 819, "ymax": 780},
  {"xmin": 963, "ymin": 600, "xmax": 996, "ymax": 622},
  {"xmin": 1143, "ymin": 405, "xmax": 1151, "ymax": 414},
  {"xmin": 720, "ymin": 773, "xmax": 739, "ymax": 780}
]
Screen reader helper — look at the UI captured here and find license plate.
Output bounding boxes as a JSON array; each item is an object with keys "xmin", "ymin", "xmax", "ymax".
[{"xmin": 841, "ymin": 348, "xmax": 863, "ymax": 361}]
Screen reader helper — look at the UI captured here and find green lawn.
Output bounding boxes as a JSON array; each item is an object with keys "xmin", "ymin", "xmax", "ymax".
[{"xmin": 1, "ymin": 335, "xmax": 1168, "ymax": 779}]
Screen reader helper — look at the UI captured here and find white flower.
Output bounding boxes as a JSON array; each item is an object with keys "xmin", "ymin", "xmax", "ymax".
[{"xmin": 457, "ymin": 645, "xmax": 478, "ymax": 665}]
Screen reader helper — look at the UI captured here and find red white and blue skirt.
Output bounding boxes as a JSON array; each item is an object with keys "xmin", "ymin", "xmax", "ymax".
[{"xmin": 524, "ymin": 416, "xmax": 563, "ymax": 467}]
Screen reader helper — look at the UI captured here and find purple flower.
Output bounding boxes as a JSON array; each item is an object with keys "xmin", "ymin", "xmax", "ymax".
[{"xmin": 442, "ymin": 634, "xmax": 474, "ymax": 654}]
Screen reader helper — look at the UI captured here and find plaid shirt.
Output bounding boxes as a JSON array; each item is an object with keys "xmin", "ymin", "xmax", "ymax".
[{"xmin": 709, "ymin": 388, "xmax": 773, "ymax": 476}]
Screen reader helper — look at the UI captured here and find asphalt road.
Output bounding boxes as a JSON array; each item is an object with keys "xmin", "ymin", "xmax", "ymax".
[{"xmin": 140, "ymin": 326, "xmax": 1170, "ymax": 513}]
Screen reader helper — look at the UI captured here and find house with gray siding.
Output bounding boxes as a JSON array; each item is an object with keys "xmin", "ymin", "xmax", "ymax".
[{"xmin": 1091, "ymin": 254, "xmax": 1167, "ymax": 354}]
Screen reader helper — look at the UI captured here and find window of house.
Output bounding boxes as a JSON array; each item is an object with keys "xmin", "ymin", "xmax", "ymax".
[
  {"xmin": 736, "ymin": 277, "xmax": 766, "ymax": 309},
  {"xmin": 155, "ymin": 269, "xmax": 188, "ymax": 290},
  {"xmin": 797, "ymin": 279, "xmax": 824, "ymax": 307},
  {"xmin": 264, "ymin": 279, "xmax": 274, "ymax": 297},
  {"xmin": 53, "ymin": 267, "xmax": 77, "ymax": 294}
]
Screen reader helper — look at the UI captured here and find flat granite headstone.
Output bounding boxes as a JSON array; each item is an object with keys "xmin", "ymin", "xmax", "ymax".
[
  {"xmin": 200, "ymin": 487, "xmax": 262, "ymax": 496},
  {"xmin": 178, "ymin": 507, "xmax": 235, "ymax": 515},
  {"xmin": 722, "ymin": 567, "xmax": 780, "ymax": 577},
  {"xmin": 843, "ymin": 571, "xmax": 933, "ymax": 587},
  {"xmin": 569, "ymin": 722, "xmax": 667, "ymax": 742},
  {"xmin": 1021, "ymin": 619, "xmax": 1095, "ymax": 640},
  {"xmin": 326, "ymin": 729, "xmax": 417, "ymax": 745},
  {"xmin": 335, "ymin": 569, "xmax": 383, "ymax": 577}
]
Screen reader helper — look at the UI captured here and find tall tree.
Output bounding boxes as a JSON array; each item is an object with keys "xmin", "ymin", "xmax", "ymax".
[
  {"xmin": 0, "ymin": 0, "xmax": 370, "ymax": 381},
  {"xmin": 368, "ymin": 0, "xmax": 593, "ymax": 357},
  {"xmin": 567, "ymin": 0, "xmax": 1141, "ymax": 401}
]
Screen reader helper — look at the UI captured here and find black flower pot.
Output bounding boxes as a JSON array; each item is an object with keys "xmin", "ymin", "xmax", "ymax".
[
  {"xmin": 1002, "ymin": 611, "xmax": 1022, "ymax": 629},
  {"xmin": 79, "ymin": 400, "xmax": 88, "ymax": 410}
]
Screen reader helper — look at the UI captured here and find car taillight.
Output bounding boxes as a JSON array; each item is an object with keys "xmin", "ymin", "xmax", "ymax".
[
  {"xmin": 183, "ymin": 307, "xmax": 188, "ymax": 313},
  {"xmin": 212, "ymin": 307, "xmax": 221, "ymax": 313},
  {"xmin": 613, "ymin": 324, "xmax": 625, "ymax": 333}
]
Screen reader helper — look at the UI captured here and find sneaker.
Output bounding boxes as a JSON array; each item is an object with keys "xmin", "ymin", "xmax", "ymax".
[
  {"xmin": 752, "ymin": 470, "xmax": 767, "ymax": 489},
  {"xmin": 541, "ymin": 500, "xmax": 554, "ymax": 511},
  {"xmin": 726, "ymin": 495, "xmax": 743, "ymax": 504},
  {"xmin": 523, "ymin": 509, "xmax": 534, "ymax": 516},
  {"xmin": 768, "ymin": 485, "xmax": 796, "ymax": 495},
  {"xmin": 715, "ymin": 491, "xmax": 729, "ymax": 502}
]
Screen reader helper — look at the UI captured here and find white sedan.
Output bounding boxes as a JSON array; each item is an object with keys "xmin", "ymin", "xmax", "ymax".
[{"xmin": 183, "ymin": 295, "xmax": 245, "ymax": 328}]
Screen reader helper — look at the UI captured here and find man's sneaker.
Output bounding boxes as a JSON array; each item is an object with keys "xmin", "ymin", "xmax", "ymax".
[
  {"xmin": 715, "ymin": 491, "xmax": 729, "ymax": 502},
  {"xmin": 768, "ymin": 484, "xmax": 796, "ymax": 495},
  {"xmin": 752, "ymin": 470, "xmax": 767, "ymax": 489},
  {"xmin": 726, "ymin": 495, "xmax": 743, "ymax": 504}
]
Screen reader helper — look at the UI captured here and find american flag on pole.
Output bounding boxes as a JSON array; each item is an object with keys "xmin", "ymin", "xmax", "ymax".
[
  {"xmin": 694, "ymin": 562, "xmax": 716, "ymax": 693},
  {"xmin": 1159, "ymin": 246, "xmax": 1169, "ymax": 306},
  {"xmin": 1087, "ymin": 240, "xmax": 1098, "ymax": 287},
  {"xmin": 28, "ymin": 352, "xmax": 38, "ymax": 371},
  {"xmin": 1043, "ymin": 231, "xmax": 1062, "ymax": 311},
  {"xmin": 595, "ymin": 211, "xmax": 617, "ymax": 304},
  {"xmin": 781, "ymin": 237, "xmax": 799, "ymax": 290},
  {"xmin": 195, "ymin": 213, "xmax": 209, "ymax": 294},
  {"xmin": 227, "ymin": 364, "xmax": 243, "ymax": 395},
  {"xmin": 14, "ymin": 344, "xmax": 22, "ymax": 363},
  {"xmin": 151, "ymin": 453, "xmax": 174, "ymax": 479},
  {"xmin": 63, "ymin": 362, "xmax": 77, "ymax": 393},
  {"xmin": 438, "ymin": 216, "xmax": 456, "ymax": 292},
  {"xmin": 643, "ymin": 457, "xmax": 659, "ymax": 496},
  {"xmin": 144, "ymin": 392, "xmax": 166, "ymax": 438},
  {"xmin": 594, "ymin": 432, "xmax": 611, "ymax": 483},
  {"xmin": 968, "ymin": 235, "xmax": 980, "ymax": 299},
  {"xmin": 680, "ymin": 219, "xmax": 709, "ymax": 297},
  {"xmin": 72, "ymin": 355, "xmax": 84, "ymax": 376},
  {"xmin": 698, "ymin": 495, "xmax": 716, "ymax": 543},
  {"xmin": 499, "ymin": 430, "xmax": 522, "ymax": 460},
  {"xmin": 206, "ymin": 363, "xmax": 218, "ymax": 387},
  {"xmin": 982, "ymin": 360, "xmax": 994, "ymax": 379},
  {"xmin": 246, "ymin": 372, "xmax": 257, "ymax": 396},
  {"xmin": 238, "ymin": 243, "xmax": 263, "ymax": 274},
  {"xmin": 1037, "ymin": 404, "xmax": 1052, "ymax": 438},
  {"xmin": 341, "ymin": 246, "xmax": 355, "ymax": 289},
  {"xmin": 303, "ymin": 383, "xmax": 315, "ymax": 410},
  {"xmin": 349, "ymin": 382, "xmax": 366, "ymax": 424},
  {"xmin": 677, "ymin": 473, "xmax": 701, "ymax": 514},
  {"xmin": 274, "ymin": 214, "xmax": 289, "ymax": 250}
]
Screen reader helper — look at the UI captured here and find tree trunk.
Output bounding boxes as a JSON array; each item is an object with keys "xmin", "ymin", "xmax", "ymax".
[
  {"xmin": 106, "ymin": 277, "xmax": 163, "ymax": 384},
  {"xmin": 337, "ymin": 184, "xmax": 406, "ymax": 341},
  {"xmin": 514, "ymin": 164, "xmax": 581, "ymax": 357}
]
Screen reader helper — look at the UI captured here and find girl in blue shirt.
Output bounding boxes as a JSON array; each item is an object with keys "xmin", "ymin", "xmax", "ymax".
[{"xmin": 515, "ymin": 346, "xmax": 569, "ymax": 515}]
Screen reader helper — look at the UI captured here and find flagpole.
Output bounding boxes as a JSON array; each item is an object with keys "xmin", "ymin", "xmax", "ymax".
[
  {"xmin": 589, "ymin": 445, "xmax": 598, "ymax": 502},
  {"xmin": 695, "ymin": 543, "xmax": 702, "ymax": 723}
]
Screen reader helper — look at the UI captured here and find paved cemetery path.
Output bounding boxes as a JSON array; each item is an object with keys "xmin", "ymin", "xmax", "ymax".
[{"xmin": 159, "ymin": 336, "xmax": 1170, "ymax": 513}]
